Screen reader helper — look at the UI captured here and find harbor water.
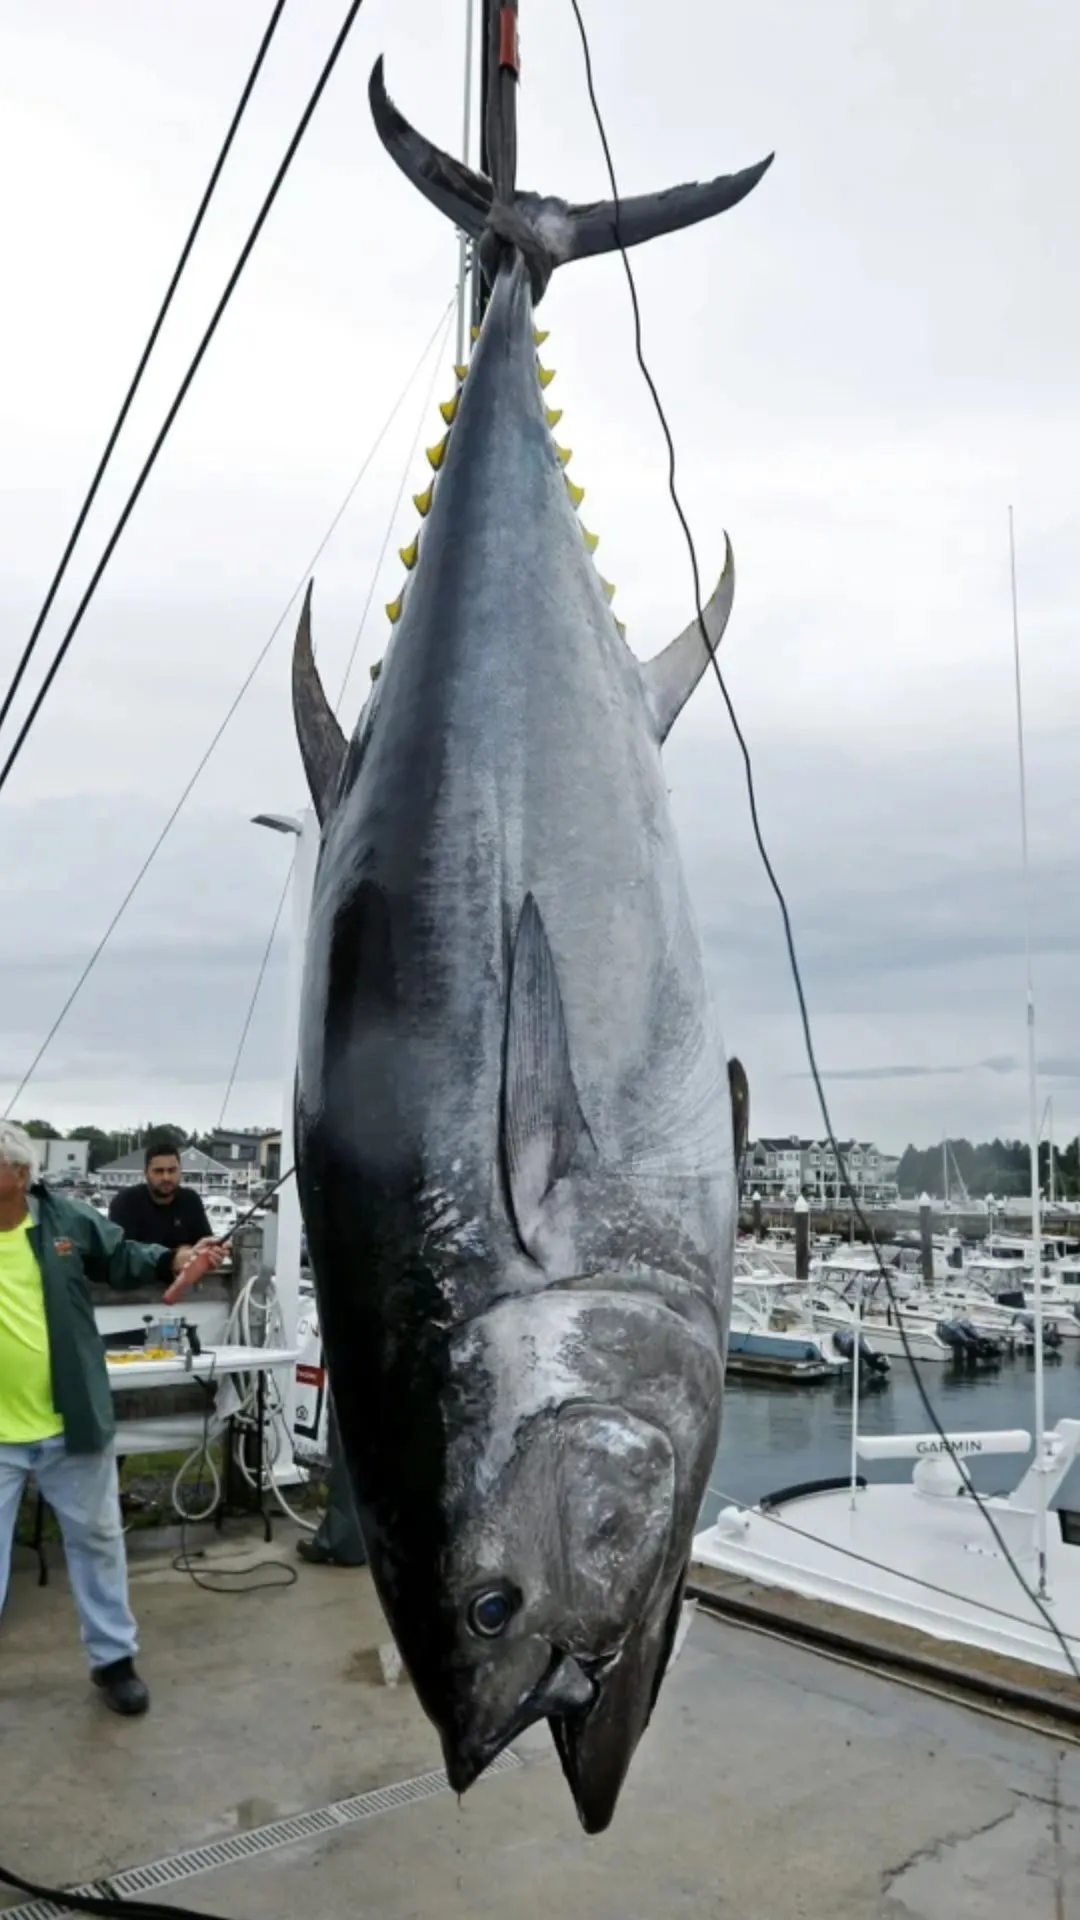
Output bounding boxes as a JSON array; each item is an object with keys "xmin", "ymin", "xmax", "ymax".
[{"xmin": 701, "ymin": 1345, "xmax": 1080, "ymax": 1528}]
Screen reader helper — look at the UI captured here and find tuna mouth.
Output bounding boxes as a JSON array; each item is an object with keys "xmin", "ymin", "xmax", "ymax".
[
  {"xmin": 546, "ymin": 1657, "xmax": 639, "ymax": 1837},
  {"xmin": 441, "ymin": 1647, "xmax": 600, "ymax": 1796}
]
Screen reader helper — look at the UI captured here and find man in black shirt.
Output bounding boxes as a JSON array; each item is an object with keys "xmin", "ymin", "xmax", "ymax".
[{"xmin": 108, "ymin": 1138, "xmax": 213, "ymax": 1261}]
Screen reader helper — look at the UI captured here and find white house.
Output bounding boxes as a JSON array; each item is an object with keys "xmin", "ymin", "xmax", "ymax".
[
  {"xmin": 95, "ymin": 1145, "xmax": 236, "ymax": 1193},
  {"xmin": 746, "ymin": 1136, "xmax": 899, "ymax": 1205}
]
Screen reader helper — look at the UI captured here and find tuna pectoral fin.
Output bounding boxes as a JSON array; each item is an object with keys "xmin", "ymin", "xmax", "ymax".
[
  {"xmin": 502, "ymin": 894, "xmax": 596, "ymax": 1264},
  {"xmin": 292, "ymin": 583, "xmax": 347, "ymax": 825},
  {"xmin": 641, "ymin": 536, "xmax": 734, "ymax": 742}
]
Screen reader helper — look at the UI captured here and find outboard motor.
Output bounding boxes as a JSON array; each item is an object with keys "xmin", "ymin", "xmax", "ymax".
[
  {"xmin": 954, "ymin": 1318, "xmax": 1002, "ymax": 1364},
  {"xmin": 833, "ymin": 1328, "xmax": 891, "ymax": 1379},
  {"xmin": 1012, "ymin": 1311, "xmax": 1062, "ymax": 1351},
  {"xmin": 937, "ymin": 1317, "xmax": 973, "ymax": 1357},
  {"xmin": 938, "ymin": 1318, "xmax": 1001, "ymax": 1365}
]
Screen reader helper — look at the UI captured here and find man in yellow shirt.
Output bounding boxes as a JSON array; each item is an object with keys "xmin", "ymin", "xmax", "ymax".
[{"xmin": 0, "ymin": 1122, "xmax": 223, "ymax": 1714}]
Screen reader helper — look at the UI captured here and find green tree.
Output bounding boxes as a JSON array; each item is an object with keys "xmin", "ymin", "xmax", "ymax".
[
  {"xmin": 68, "ymin": 1125, "xmax": 118, "ymax": 1172},
  {"xmin": 142, "ymin": 1123, "xmax": 190, "ymax": 1151}
]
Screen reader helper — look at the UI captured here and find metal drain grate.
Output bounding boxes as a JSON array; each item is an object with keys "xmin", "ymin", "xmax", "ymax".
[{"xmin": 3, "ymin": 1749, "xmax": 522, "ymax": 1919}]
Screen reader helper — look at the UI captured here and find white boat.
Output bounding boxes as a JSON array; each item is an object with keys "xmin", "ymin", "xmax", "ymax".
[
  {"xmin": 203, "ymin": 1192, "xmax": 241, "ymax": 1238},
  {"xmin": 693, "ymin": 1423, "xmax": 1080, "ymax": 1677},
  {"xmin": 727, "ymin": 1274, "xmax": 885, "ymax": 1383},
  {"xmin": 894, "ymin": 1279, "xmax": 1062, "ymax": 1352},
  {"xmin": 805, "ymin": 1263, "xmax": 971, "ymax": 1363}
]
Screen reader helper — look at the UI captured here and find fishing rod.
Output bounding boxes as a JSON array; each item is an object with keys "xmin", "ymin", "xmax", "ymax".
[{"xmin": 161, "ymin": 1165, "xmax": 296, "ymax": 1305}]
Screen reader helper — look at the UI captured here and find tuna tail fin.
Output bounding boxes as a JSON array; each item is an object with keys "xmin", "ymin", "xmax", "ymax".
[
  {"xmin": 292, "ymin": 583, "xmax": 347, "ymax": 825},
  {"xmin": 369, "ymin": 59, "xmax": 772, "ymax": 301}
]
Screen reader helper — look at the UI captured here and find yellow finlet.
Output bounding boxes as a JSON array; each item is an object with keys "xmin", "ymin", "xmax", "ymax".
[
  {"xmin": 400, "ymin": 536, "xmax": 419, "ymax": 570},
  {"xmin": 533, "ymin": 328, "xmax": 549, "ymax": 345},
  {"xmin": 386, "ymin": 593, "xmax": 404, "ymax": 624},
  {"xmin": 553, "ymin": 443, "xmax": 572, "ymax": 468},
  {"xmin": 565, "ymin": 477, "xmax": 585, "ymax": 508},
  {"xmin": 427, "ymin": 435, "xmax": 449, "ymax": 471},
  {"xmin": 471, "ymin": 325, "xmax": 480, "ymax": 340},
  {"xmin": 544, "ymin": 406, "xmax": 563, "ymax": 429},
  {"xmin": 454, "ymin": 363, "xmax": 469, "ymax": 381},
  {"xmin": 582, "ymin": 527, "xmax": 600, "ymax": 553},
  {"xmin": 370, "ymin": 659, "xmax": 383, "ymax": 682},
  {"xmin": 413, "ymin": 483, "xmax": 434, "ymax": 517},
  {"xmin": 614, "ymin": 618, "xmax": 626, "ymax": 637},
  {"xmin": 600, "ymin": 578, "xmax": 616, "ymax": 603},
  {"xmin": 439, "ymin": 394, "xmax": 460, "ymax": 425},
  {"xmin": 537, "ymin": 364, "xmax": 556, "ymax": 388}
]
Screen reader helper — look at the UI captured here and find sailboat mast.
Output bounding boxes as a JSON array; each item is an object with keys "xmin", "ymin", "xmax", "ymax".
[{"xmin": 1009, "ymin": 504, "xmax": 1048, "ymax": 1597}]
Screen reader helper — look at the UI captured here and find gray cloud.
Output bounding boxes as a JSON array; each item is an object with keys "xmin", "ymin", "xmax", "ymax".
[
  {"xmin": 0, "ymin": 0, "xmax": 1077, "ymax": 1148},
  {"xmin": 788, "ymin": 1066, "xmax": 965, "ymax": 1084}
]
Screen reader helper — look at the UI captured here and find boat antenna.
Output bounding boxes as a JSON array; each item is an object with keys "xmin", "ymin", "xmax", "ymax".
[{"xmin": 1009, "ymin": 504, "xmax": 1049, "ymax": 1598}]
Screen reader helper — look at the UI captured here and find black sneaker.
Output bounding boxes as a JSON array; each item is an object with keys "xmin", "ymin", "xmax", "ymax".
[
  {"xmin": 91, "ymin": 1656, "xmax": 150, "ymax": 1716},
  {"xmin": 297, "ymin": 1537, "xmax": 365, "ymax": 1568}
]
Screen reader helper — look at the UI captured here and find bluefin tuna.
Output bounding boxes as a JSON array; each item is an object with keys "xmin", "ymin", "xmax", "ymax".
[{"xmin": 291, "ymin": 48, "xmax": 769, "ymax": 1833}]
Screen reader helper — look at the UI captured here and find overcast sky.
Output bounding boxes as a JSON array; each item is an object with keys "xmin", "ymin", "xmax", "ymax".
[{"xmin": 0, "ymin": 0, "xmax": 1076, "ymax": 1152}]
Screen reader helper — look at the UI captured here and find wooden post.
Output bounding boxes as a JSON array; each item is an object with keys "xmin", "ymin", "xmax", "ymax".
[
  {"xmin": 919, "ymin": 1191, "xmax": 934, "ymax": 1286},
  {"xmin": 794, "ymin": 1194, "xmax": 810, "ymax": 1282}
]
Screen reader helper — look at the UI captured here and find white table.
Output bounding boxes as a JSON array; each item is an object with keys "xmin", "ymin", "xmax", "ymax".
[
  {"xmin": 107, "ymin": 1343, "xmax": 298, "ymax": 1401},
  {"xmin": 27, "ymin": 1346, "xmax": 300, "ymax": 1583},
  {"xmin": 109, "ymin": 1343, "xmax": 300, "ymax": 1529}
]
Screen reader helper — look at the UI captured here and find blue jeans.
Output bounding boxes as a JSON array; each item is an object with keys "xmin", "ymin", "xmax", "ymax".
[{"xmin": 0, "ymin": 1437, "xmax": 138, "ymax": 1670}]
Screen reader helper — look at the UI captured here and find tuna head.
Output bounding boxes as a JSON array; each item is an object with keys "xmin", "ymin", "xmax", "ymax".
[{"xmin": 404, "ymin": 1290, "xmax": 721, "ymax": 1836}]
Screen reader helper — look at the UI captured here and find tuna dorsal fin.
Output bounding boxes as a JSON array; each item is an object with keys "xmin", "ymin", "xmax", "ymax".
[
  {"xmin": 502, "ymin": 894, "xmax": 595, "ymax": 1263},
  {"xmin": 292, "ymin": 583, "xmax": 347, "ymax": 825},
  {"xmin": 728, "ymin": 1056, "xmax": 750, "ymax": 1185},
  {"xmin": 641, "ymin": 536, "xmax": 735, "ymax": 743}
]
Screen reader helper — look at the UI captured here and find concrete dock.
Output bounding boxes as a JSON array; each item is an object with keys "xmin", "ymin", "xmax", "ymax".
[{"xmin": 2, "ymin": 1523, "xmax": 1078, "ymax": 1918}]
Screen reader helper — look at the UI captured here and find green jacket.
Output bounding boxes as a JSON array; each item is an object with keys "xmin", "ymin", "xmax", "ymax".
[{"xmin": 24, "ymin": 1184, "xmax": 172, "ymax": 1455}]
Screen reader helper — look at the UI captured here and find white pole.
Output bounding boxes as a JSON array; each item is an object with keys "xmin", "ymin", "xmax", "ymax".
[
  {"xmin": 454, "ymin": 0, "xmax": 478, "ymax": 369},
  {"xmin": 252, "ymin": 806, "xmax": 319, "ymax": 1484},
  {"xmin": 1009, "ymin": 506, "xmax": 1048, "ymax": 1597},
  {"xmin": 850, "ymin": 1275, "xmax": 861, "ymax": 1508}
]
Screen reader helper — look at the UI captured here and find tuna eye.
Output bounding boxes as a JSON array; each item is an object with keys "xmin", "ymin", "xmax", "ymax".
[{"xmin": 467, "ymin": 1587, "xmax": 516, "ymax": 1639}]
